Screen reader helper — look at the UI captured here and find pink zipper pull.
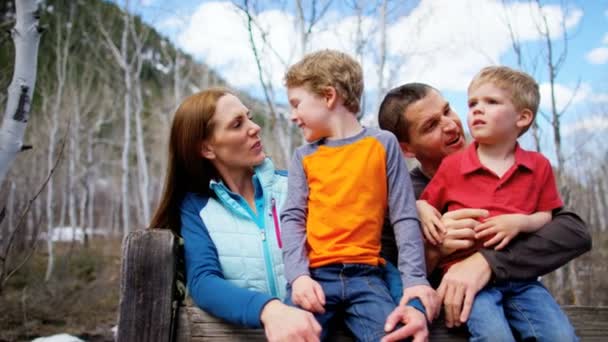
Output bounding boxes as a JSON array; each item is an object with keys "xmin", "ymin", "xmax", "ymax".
[{"xmin": 271, "ymin": 198, "xmax": 282, "ymax": 248}]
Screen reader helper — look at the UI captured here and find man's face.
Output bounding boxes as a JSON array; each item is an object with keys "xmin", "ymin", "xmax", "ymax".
[{"xmin": 401, "ymin": 89, "xmax": 466, "ymax": 170}]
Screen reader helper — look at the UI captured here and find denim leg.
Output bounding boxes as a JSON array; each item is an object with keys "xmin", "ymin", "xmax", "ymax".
[
  {"xmin": 467, "ymin": 287, "xmax": 516, "ymax": 342},
  {"xmin": 341, "ymin": 265, "xmax": 397, "ymax": 342},
  {"xmin": 382, "ymin": 261, "xmax": 403, "ymax": 305},
  {"xmin": 504, "ymin": 280, "xmax": 578, "ymax": 342},
  {"xmin": 306, "ymin": 267, "xmax": 344, "ymax": 341}
]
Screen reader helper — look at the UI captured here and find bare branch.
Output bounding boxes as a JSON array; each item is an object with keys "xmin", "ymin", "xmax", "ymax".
[{"xmin": 0, "ymin": 119, "xmax": 69, "ymax": 287}]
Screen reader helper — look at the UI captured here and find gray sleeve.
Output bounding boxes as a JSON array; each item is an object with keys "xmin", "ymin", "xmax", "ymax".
[
  {"xmin": 280, "ymin": 149, "xmax": 311, "ymax": 284},
  {"xmin": 380, "ymin": 131, "xmax": 429, "ymax": 288}
]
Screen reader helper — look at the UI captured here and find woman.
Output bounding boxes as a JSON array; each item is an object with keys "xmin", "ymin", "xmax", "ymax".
[{"xmin": 150, "ymin": 88, "xmax": 321, "ymax": 341}]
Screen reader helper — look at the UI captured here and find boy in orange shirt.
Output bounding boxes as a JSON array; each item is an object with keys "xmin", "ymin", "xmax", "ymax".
[{"xmin": 281, "ymin": 49, "xmax": 436, "ymax": 341}]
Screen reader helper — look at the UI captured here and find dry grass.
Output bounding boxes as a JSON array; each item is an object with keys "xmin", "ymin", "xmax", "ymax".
[{"xmin": 0, "ymin": 238, "xmax": 122, "ymax": 342}]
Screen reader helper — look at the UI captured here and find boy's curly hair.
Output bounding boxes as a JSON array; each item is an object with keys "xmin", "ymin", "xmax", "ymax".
[{"xmin": 284, "ymin": 49, "xmax": 363, "ymax": 114}]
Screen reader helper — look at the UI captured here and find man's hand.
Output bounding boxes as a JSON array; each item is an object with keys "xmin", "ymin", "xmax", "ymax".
[
  {"xmin": 416, "ymin": 200, "xmax": 446, "ymax": 245},
  {"xmin": 475, "ymin": 213, "xmax": 527, "ymax": 250},
  {"xmin": 437, "ymin": 252, "xmax": 491, "ymax": 328},
  {"xmin": 399, "ymin": 284, "xmax": 440, "ymax": 322},
  {"xmin": 442, "ymin": 208, "xmax": 489, "ymax": 231},
  {"xmin": 437, "ymin": 227, "xmax": 477, "ymax": 257},
  {"xmin": 425, "ymin": 208, "xmax": 485, "ymax": 273},
  {"xmin": 381, "ymin": 305, "xmax": 428, "ymax": 342},
  {"xmin": 291, "ymin": 275, "xmax": 326, "ymax": 314},
  {"xmin": 261, "ymin": 299, "xmax": 321, "ymax": 342}
]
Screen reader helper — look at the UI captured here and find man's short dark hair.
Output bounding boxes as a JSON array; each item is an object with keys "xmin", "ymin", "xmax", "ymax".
[{"xmin": 378, "ymin": 83, "xmax": 435, "ymax": 142}]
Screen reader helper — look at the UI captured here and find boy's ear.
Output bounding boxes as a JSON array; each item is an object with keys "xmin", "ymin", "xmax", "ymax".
[
  {"xmin": 516, "ymin": 108, "xmax": 534, "ymax": 130},
  {"xmin": 400, "ymin": 142, "xmax": 416, "ymax": 158},
  {"xmin": 323, "ymin": 86, "xmax": 339, "ymax": 109},
  {"xmin": 200, "ymin": 141, "xmax": 215, "ymax": 159}
]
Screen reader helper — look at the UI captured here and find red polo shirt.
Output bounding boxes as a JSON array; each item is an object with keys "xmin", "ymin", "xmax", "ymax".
[{"xmin": 421, "ymin": 142, "xmax": 563, "ymax": 269}]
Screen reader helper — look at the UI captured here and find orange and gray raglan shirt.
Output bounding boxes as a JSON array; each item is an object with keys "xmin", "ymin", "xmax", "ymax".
[{"xmin": 280, "ymin": 127, "xmax": 429, "ymax": 289}]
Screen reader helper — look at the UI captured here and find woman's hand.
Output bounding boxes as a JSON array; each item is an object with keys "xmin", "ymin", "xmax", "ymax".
[
  {"xmin": 261, "ymin": 300, "xmax": 321, "ymax": 342},
  {"xmin": 291, "ymin": 275, "xmax": 326, "ymax": 313},
  {"xmin": 416, "ymin": 200, "xmax": 446, "ymax": 245},
  {"xmin": 381, "ymin": 305, "xmax": 429, "ymax": 342}
]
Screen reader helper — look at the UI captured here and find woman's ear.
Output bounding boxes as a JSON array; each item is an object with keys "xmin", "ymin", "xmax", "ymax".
[
  {"xmin": 516, "ymin": 108, "xmax": 534, "ymax": 130},
  {"xmin": 200, "ymin": 141, "xmax": 215, "ymax": 160}
]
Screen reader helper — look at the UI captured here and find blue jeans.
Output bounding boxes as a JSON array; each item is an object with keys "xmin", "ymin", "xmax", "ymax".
[
  {"xmin": 286, "ymin": 264, "xmax": 397, "ymax": 342},
  {"xmin": 467, "ymin": 280, "xmax": 578, "ymax": 342},
  {"xmin": 383, "ymin": 261, "xmax": 403, "ymax": 304}
]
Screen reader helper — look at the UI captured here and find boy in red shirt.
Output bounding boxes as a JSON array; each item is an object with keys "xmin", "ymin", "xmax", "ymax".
[{"xmin": 420, "ymin": 66, "xmax": 577, "ymax": 341}]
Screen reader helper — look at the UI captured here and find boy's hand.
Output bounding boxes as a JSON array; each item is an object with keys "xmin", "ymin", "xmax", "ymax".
[
  {"xmin": 399, "ymin": 284, "xmax": 440, "ymax": 322},
  {"xmin": 291, "ymin": 275, "xmax": 326, "ymax": 314},
  {"xmin": 416, "ymin": 200, "xmax": 446, "ymax": 245},
  {"xmin": 474, "ymin": 213, "xmax": 527, "ymax": 250}
]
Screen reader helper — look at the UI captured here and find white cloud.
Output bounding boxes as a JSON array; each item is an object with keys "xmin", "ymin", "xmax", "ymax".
[
  {"xmin": 139, "ymin": 0, "xmax": 154, "ymax": 7},
  {"xmin": 563, "ymin": 115, "xmax": 608, "ymax": 136},
  {"xmin": 386, "ymin": 0, "xmax": 582, "ymax": 92},
  {"xmin": 590, "ymin": 92, "xmax": 608, "ymax": 104},
  {"xmin": 587, "ymin": 47, "xmax": 608, "ymax": 64},
  {"xmin": 539, "ymin": 83, "xmax": 591, "ymax": 111},
  {"xmin": 173, "ymin": 0, "xmax": 583, "ymax": 99}
]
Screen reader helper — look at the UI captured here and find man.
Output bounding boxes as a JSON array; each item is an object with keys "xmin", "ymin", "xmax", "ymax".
[{"xmin": 378, "ymin": 83, "xmax": 591, "ymax": 337}]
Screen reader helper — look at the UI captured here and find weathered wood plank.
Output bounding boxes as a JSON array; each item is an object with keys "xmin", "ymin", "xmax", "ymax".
[
  {"xmin": 177, "ymin": 305, "xmax": 608, "ymax": 341},
  {"xmin": 117, "ymin": 229, "xmax": 177, "ymax": 342},
  {"xmin": 116, "ymin": 229, "xmax": 608, "ymax": 341}
]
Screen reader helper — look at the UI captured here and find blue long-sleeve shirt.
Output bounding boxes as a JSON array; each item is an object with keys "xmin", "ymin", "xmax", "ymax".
[{"xmin": 181, "ymin": 193, "xmax": 277, "ymax": 328}]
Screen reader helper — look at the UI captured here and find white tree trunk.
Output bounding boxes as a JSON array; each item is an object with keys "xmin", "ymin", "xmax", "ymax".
[
  {"xmin": 0, "ymin": 0, "xmax": 41, "ymax": 185},
  {"xmin": 134, "ymin": 71, "xmax": 151, "ymax": 226},
  {"xmin": 45, "ymin": 3, "xmax": 73, "ymax": 280},
  {"xmin": 67, "ymin": 102, "xmax": 78, "ymax": 244}
]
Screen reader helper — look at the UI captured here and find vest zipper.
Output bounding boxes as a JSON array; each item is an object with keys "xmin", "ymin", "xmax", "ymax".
[
  {"xmin": 271, "ymin": 198, "xmax": 282, "ymax": 248},
  {"xmin": 260, "ymin": 198, "xmax": 278, "ymax": 297}
]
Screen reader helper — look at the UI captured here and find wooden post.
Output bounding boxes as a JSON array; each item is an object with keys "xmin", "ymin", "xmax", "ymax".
[{"xmin": 117, "ymin": 229, "xmax": 177, "ymax": 342}]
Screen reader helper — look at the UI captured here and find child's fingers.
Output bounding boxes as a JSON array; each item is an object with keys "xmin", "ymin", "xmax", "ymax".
[
  {"xmin": 427, "ymin": 221, "xmax": 443, "ymax": 244},
  {"xmin": 482, "ymin": 232, "xmax": 504, "ymax": 247},
  {"xmin": 422, "ymin": 223, "xmax": 438, "ymax": 245},
  {"xmin": 313, "ymin": 281, "xmax": 326, "ymax": 306},
  {"xmin": 306, "ymin": 290, "xmax": 325, "ymax": 314},
  {"xmin": 494, "ymin": 237, "xmax": 511, "ymax": 250},
  {"xmin": 431, "ymin": 211, "xmax": 447, "ymax": 234}
]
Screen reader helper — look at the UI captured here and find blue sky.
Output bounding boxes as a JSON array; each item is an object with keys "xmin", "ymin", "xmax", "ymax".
[{"xmin": 131, "ymin": 0, "xmax": 607, "ymax": 161}]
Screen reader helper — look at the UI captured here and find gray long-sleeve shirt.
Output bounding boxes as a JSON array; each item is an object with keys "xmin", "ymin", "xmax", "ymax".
[{"xmin": 281, "ymin": 127, "xmax": 429, "ymax": 288}]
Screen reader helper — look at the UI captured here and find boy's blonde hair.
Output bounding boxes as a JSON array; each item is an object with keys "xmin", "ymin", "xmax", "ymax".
[
  {"xmin": 284, "ymin": 49, "xmax": 363, "ymax": 114},
  {"xmin": 468, "ymin": 66, "xmax": 540, "ymax": 136}
]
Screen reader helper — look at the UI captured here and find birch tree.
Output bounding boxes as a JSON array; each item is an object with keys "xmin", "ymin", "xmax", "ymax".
[
  {"xmin": 97, "ymin": 0, "xmax": 151, "ymax": 233},
  {"xmin": 0, "ymin": 0, "xmax": 41, "ymax": 185}
]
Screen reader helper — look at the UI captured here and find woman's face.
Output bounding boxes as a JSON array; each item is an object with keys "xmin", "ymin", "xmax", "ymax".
[{"xmin": 202, "ymin": 94, "xmax": 266, "ymax": 172}]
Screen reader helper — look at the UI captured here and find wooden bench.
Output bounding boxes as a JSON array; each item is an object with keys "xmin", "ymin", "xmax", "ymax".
[{"xmin": 117, "ymin": 229, "xmax": 608, "ymax": 341}]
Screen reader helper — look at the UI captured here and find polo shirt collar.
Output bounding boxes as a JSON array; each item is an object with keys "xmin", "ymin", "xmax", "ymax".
[{"xmin": 460, "ymin": 141, "xmax": 534, "ymax": 175}]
